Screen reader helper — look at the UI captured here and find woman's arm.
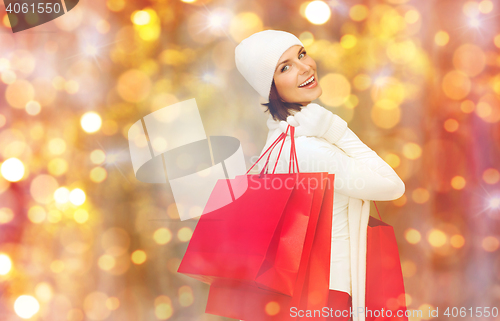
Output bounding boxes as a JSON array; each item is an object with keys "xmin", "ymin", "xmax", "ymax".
[{"xmin": 294, "ymin": 134, "xmax": 405, "ymax": 201}]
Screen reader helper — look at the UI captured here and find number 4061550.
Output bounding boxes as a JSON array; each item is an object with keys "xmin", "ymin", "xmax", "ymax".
[
  {"xmin": 6, "ymin": 2, "xmax": 62, "ymax": 14},
  {"xmin": 443, "ymin": 307, "xmax": 498, "ymax": 318}
]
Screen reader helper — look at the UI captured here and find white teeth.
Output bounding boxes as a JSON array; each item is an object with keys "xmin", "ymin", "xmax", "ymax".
[{"xmin": 299, "ymin": 76, "xmax": 314, "ymax": 87}]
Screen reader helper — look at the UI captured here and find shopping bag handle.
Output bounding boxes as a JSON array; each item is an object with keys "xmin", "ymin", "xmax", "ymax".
[
  {"xmin": 373, "ymin": 201, "xmax": 382, "ymax": 220},
  {"xmin": 246, "ymin": 125, "xmax": 299, "ymax": 176}
]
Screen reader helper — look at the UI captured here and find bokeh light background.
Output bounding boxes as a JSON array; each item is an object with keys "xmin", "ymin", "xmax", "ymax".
[{"xmin": 1, "ymin": 0, "xmax": 500, "ymax": 320}]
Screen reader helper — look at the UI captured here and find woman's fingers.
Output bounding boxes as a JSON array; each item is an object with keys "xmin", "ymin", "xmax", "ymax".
[{"xmin": 279, "ymin": 121, "xmax": 289, "ymax": 133}]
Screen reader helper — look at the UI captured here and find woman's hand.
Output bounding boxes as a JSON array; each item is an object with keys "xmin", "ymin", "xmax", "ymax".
[{"xmin": 278, "ymin": 103, "xmax": 348, "ymax": 144}]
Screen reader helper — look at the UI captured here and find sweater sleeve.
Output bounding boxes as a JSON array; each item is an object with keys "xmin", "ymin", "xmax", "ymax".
[{"xmin": 293, "ymin": 129, "xmax": 405, "ymax": 201}]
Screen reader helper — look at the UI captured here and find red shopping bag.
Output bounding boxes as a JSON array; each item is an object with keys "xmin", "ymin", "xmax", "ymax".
[
  {"xmin": 205, "ymin": 172, "xmax": 334, "ymax": 321},
  {"xmin": 365, "ymin": 202, "xmax": 409, "ymax": 321},
  {"xmin": 178, "ymin": 126, "xmax": 331, "ymax": 298},
  {"xmin": 203, "ymin": 128, "xmax": 335, "ymax": 321}
]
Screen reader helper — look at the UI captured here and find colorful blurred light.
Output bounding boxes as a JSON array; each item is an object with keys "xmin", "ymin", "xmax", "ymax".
[
  {"xmin": 80, "ymin": 112, "xmax": 102, "ymax": 133},
  {"xmin": 69, "ymin": 188, "xmax": 86, "ymax": 206},
  {"xmin": 0, "ymin": 253, "xmax": 12, "ymax": 275},
  {"xmin": 14, "ymin": 295, "xmax": 40, "ymax": 319},
  {"xmin": 1, "ymin": 157, "xmax": 25, "ymax": 182},
  {"xmin": 305, "ymin": 1, "xmax": 331, "ymax": 25}
]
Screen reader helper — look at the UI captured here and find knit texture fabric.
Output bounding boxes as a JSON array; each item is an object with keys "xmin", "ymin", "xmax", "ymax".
[{"xmin": 234, "ymin": 30, "xmax": 303, "ymax": 103}]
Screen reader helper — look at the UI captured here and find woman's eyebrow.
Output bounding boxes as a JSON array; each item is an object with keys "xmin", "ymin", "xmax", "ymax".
[{"xmin": 275, "ymin": 47, "xmax": 305, "ymax": 72}]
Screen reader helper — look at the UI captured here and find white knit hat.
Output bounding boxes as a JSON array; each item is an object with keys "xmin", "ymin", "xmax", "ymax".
[{"xmin": 235, "ymin": 30, "xmax": 304, "ymax": 103}]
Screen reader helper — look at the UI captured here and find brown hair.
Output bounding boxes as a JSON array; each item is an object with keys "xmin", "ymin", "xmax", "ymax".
[{"xmin": 261, "ymin": 79, "xmax": 303, "ymax": 122}]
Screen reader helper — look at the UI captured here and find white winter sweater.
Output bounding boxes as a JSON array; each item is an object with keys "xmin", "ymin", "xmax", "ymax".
[{"xmin": 256, "ymin": 110, "xmax": 405, "ymax": 321}]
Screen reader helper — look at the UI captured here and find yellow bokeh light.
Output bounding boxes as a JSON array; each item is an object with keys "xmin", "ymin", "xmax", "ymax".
[
  {"xmin": 50, "ymin": 260, "xmax": 65, "ymax": 273},
  {"xmin": 106, "ymin": 297, "xmax": 120, "ymax": 310},
  {"xmin": 478, "ymin": 0, "xmax": 493, "ymax": 13},
  {"xmin": 412, "ymin": 188, "xmax": 429, "ymax": 204},
  {"xmin": 404, "ymin": 10, "xmax": 419, "ymax": 24},
  {"xmin": 28, "ymin": 206, "xmax": 46, "ymax": 224},
  {"xmin": 0, "ymin": 207, "xmax": 14, "ymax": 224},
  {"xmin": 305, "ymin": 1, "xmax": 331, "ymax": 25},
  {"xmin": 444, "ymin": 118, "xmax": 459, "ymax": 132},
  {"xmin": 54, "ymin": 187, "xmax": 70, "ymax": 204},
  {"xmin": 434, "ymin": 31, "xmax": 450, "ymax": 46},
  {"xmin": 48, "ymin": 138, "xmax": 66, "ymax": 155},
  {"xmin": 265, "ymin": 301, "xmax": 280, "ymax": 316},
  {"xmin": 460, "ymin": 100, "xmax": 475, "ymax": 113},
  {"xmin": 6, "ymin": 79, "xmax": 35, "ymax": 109},
  {"xmin": 81, "ymin": 112, "xmax": 102, "ymax": 133},
  {"xmin": 340, "ymin": 34, "xmax": 357, "ymax": 49},
  {"xmin": 25, "ymin": 100, "xmax": 41, "ymax": 115},
  {"xmin": 155, "ymin": 299, "xmax": 173, "ymax": 320},
  {"xmin": 131, "ymin": 250, "xmax": 147, "ymax": 264},
  {"xmin": 386, "ymin": 40, "xmax": 417, "ymax": 64},
  {"xmin": 494, "ymin": 35, "xmax": 500, "ymax": 48},
  {"xmin": 482, "ymin": 168, "xmax": 500, "ymax": 184},
  {"xmin": 98, "ymin": 254, "xmax": 116, "ymax": 271},
  {"xmin": 451, "ymin": 176, "xmax": 466, "ymax": 190},
  {"xmin": 1, "ymin": 157, "xmax": 25, "ymax": 182},
  {"xmin": 353, "ymin": 74, "xmax": 371, "ymax": 91},
  {"xmin": 442, "ymin": 70, "xmax": 471, "ymax": 100},
  {"xmin": 69, "ymin": 188, "xmax": 86, "ymax": 206},
  {"xmin": 178, "ymin": 286, "xmax": 194, "ymax": 307},
  {"xmin": 154, "ymin": 228, "xmax": 172, "ymax": 245},
  {"xmin": 403, "ymin": 143, "xmax": 421, "ymax": 159},
  {"xmin": 482, "ymin": 236, "xmax": 499, "ymax": 252},
  {"xmin": 428, "ymin": 229, "xmax": 447, "ymax": 247},
  {"xmin": 463, "ymin": 1, "xmax": 479, "ymax": 16},
  {"xmin": 64, "ymin": 80, "xmax": 79, "ymax": 94},
  {"xmin": 0, "ymin": 253, "xmax": 12, "ymax": 275},
  {"xmin": 371, "ymin": 77, "xmax": 405, "ymax": 104},
  {"xmin": 74, "ymin": 209, "xmax": 89, "ymax": 224},
  {"xmin": 34, "ymin": 282, "xmax": 53, "ymax": 303},
  {"xmin": 384, "ymin": 153, "xmax": 400, "ymax": 168},
  {"xmin": 107, "ymin": 0, "xmax": 125, "ymax": 12},
  {"xmin": 48, "ymin": 158, "xmax": 68, "ymax": 176},
  {"xmin": 229, "ymin": 12, "xmax": 263, "ymax": 43},
  {"xmin": 14, "ymin": 295, "xmax": 40, "ymax": 319},
  {"xmin": 132, "ymin": 10, "xmax": 150, "ymax": 25},
  {"xmin": 177, "ymin": 227, "xmax": 193, "ymax": 242},
  {"xmin": 405, "ymin": 228, "xmax": 421, "ymax": 244},
  {"xmin": 90, "ymin": 167, "xmax": 108, "ymax": 183},
  {"xmin": 90, "ymin": 149, "xmax": 106, "ymax": 164},
  {"xmin": 319, "ymin": 73, "xmax": 351, "ymax": 107},
  {"xmin": 371, "ymin": 102, "xmax": 401, "ymax": 129},
  {"xmin": 349, "ymin": 4, "xmax": 368, "ymax": 21},
  {"xmin": 450, "ymin": 234, "xmax": 465, "ymax": 248}
]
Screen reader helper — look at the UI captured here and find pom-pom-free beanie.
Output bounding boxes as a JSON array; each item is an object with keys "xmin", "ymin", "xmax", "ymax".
[{"xmin": 235, "ymin": 30, "xmax": 303, "ymax": 103}]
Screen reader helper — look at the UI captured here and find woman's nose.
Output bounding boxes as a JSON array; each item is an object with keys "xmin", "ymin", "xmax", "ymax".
[{"xmin": 298, "ymin": 61, "xmax": 311, "ymax": 73}]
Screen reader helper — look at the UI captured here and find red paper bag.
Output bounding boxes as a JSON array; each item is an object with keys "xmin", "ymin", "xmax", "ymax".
[
  {"xmin": 178, "ymin": 127, "xmax": 327, "ymax": 297},
  {"xmin": 205, "ymin": 173, "xmax": 335, "ymax": 321},
  {"xmin": 365, "ymin": 203, "xmax": 409, "ymax": 321}
]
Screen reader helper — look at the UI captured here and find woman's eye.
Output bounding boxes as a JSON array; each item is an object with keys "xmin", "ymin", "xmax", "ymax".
[
  {"xmin": 299, "ymin": 52, "xmax": 305, "ymax": 59},
  {"xmin": 281, "ymin": 65, "xmax": 289, "ymax": 72}
]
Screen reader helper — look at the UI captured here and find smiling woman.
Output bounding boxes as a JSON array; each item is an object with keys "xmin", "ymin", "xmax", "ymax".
[{"xmin": 232, "ymin": 29, "xmax": 406, "ymax": 321}]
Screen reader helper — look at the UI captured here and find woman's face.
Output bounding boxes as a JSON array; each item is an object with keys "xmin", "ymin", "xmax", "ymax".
[{"xmin": 273, "ymin": 45, "xmax": 322, "ymax": 106}]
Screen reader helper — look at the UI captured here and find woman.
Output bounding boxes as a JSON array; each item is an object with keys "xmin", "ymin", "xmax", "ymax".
[{"xmin": 235, "ymin": 30, "xmax": 405, "ymax": 321}]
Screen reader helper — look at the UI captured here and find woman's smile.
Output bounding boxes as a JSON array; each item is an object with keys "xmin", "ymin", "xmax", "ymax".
[{"xmin": 298, "ymin": 74, "xmax": 318, "ymax": 89}]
